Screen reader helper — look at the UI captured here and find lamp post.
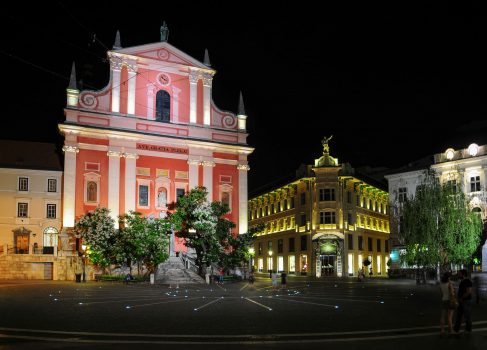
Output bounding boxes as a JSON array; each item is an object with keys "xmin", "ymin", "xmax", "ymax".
[
  {"xmin": 248, "ymin": 247, "xmax": 255, "ymax": 278},
  {"xmin": 248, "ymin": 247, "xmax": 255, "ymax": 268},
  {"xmin": 268, "ymin": 250, "xmax": 273, "ymax": 278},
  {"xmin": 81, "ymin": 244, "xmax": 87, "ymax": 283}
]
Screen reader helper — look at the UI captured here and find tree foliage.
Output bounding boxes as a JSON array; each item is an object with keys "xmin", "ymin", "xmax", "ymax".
[
  {"xmin": 118, "ymin": 211, "xmax": 171, "ymax": 274},
  {"xmin": 400, "ymin": 170, "xmax": 482, "ymax": 269},
  {"xmin": 73, "ymin": 207, "xmax": 115, "ymax": 268},
  {"xmin": 171, "ymin": 187, "xmax": 253, "ymax": 275},
  {"xmin": 74, "ymin": 208, "xmax": 170, "ymax": 274}
]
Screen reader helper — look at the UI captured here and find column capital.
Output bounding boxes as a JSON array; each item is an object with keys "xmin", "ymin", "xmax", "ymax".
[
  {"xmin": 126, "ymin": 62, "xmax": 138, "ymax": 73},
  {"xmin": 189, "ymin": 70, "xmax": 200, "ymax": 84},
  {"xmin": 123, "ymin": 152, "xmax": 139, "ymax": 159},
  {"xmin": 107, "ymin": 150, "xmax": 122, "ymax": 157},
  {"xmin": 188, "ymin": 159, "xmax": 201, "ymax": 166},
  {"xmin": 110, "ymin": 57, "xmax": 123, "ymax": 71},
  {"xmin": 202, "ymin": 160, "xmax": 216, "ymax": 167},
  {"xmin": 201, "ymin": 72, "xmax": 214, "ymax": 87},
  {"xmin": 62, "ymin": 145, "xmax": 79, "ymax": 153},
  {"xmin": 237, "ymin": 164, "xmax": 250, "ymax": 171}
]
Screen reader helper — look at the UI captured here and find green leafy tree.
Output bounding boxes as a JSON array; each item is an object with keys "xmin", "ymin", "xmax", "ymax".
[
  {"xmin": 221, "ymin": 224, "xmax": 263, "ymax": 270},
  {"xmin": 118, "ymin": 211, "xmax": 171, "ymax": 274},
  {"xmin": 73, "ymin": 207, "xmax": 116, "ymax": 269},
  {"xmin": 171, "ymin": 187, "xmax": 245, "ymax": 275},
  {"xmin": 401, "ymin": 170, "xmax": 482, "ymax": 271}
]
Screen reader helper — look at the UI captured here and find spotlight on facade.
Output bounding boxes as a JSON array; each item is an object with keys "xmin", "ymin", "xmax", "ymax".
[
  {"xmin": 445, "ymin": 148, "xmax": 455, "ymax": 160},
  {"xmin": 468, "ymin": 143, "xmax": 479, "ymax": 157}
]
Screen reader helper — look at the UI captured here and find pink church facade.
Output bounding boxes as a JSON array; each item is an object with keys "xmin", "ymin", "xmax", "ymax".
[{"xmin": 59, "ymin": 37, "xmax": 253, "ymax": 251}]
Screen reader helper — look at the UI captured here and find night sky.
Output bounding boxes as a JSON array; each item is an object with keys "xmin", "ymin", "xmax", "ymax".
[{"xmin": 2, "ymin": 2, "xmax": 487, "ymax": 192}]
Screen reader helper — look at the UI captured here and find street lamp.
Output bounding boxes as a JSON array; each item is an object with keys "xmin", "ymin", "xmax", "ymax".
[
  {"xmin": 81, "ymin": 244, "xmax": 87, "ymax": 283},
  {"xmin": 248, "ymin": 247, "xmax": 255, "ymax": 277},
  {"xmin": 268, "ymin": 250, "xmax": 273, "ymax": 278}
]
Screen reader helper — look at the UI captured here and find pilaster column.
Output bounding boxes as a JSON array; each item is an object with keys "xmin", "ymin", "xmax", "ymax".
[
  {"xmin": 458, "ymin": 169, "xmax": 466, "ymax": 193},
  {"xmin": 110, "ymin": 57, "xmax": 123, "ymax": 113},
  {"xmin": 237, "ymin": 163, "xmax": 250, "ymax": 234},
  {"xmin": 62, "ymin": 145, "xmax": 79, "ymax": 228},
  {"xmin": 172, "ymin": 86, "xmax": 181, "ymax": 123},
  {"xmin": 188, "ymin": 159, "xmax": 200, "ymax": 189},
  {"xmin": 146, "ymin": 83, "xmax": 155, "ymax": 120},
  {"xmin": 123, "ymin": 152, "xmax": 138, "ymax": 214},
  {"xmin": 202, "ymin": 72, "xmax": 213, "ymax": 126},
  {"xmin": 126, "ymin": 62, "xmax": 138, "ymax": 115},
  {"xmin": 107, "ymin": 150, "xmax": 122, "ymax": 228},
  {"xmin": 189, "ymin": 70, "xmax": 199, "ymax": 124},
  {"xmin": 202, "ymin": 160, "xmax": 215, "ymax": 201}
]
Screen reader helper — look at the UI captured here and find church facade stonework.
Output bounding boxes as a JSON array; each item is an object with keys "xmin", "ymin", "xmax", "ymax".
[{"xmin": 60, "ymin": 36, "xmax": 253, "ymax": 256}]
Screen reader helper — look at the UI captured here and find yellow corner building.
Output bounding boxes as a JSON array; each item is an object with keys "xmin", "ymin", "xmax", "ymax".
[{"xmin": 248, "ymin": 137, "xmax": 390, "ymax": 278}]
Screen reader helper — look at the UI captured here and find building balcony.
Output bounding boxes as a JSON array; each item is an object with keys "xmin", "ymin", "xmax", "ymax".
[{"xmin": 3, "ymin": 244, "xmax": 57, "ymax": 256}]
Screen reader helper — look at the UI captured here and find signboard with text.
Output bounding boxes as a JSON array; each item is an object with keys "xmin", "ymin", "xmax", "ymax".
[{"xmin": 136, "ymin": 143, "xmax": 188, "ymax": 154}]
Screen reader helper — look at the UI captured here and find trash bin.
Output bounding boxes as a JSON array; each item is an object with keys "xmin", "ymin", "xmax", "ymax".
[{"xmin": 75, "ymin": 273, "xmax": 82, "ymax": 283}]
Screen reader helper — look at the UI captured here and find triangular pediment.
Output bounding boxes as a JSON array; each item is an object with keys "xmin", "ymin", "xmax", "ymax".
[{"xmin": 112, "ymin": 42, "xmax": 212, "ymax": 70}]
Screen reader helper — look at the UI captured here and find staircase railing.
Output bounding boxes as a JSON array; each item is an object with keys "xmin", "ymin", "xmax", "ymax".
[{"xmin": 181, "ymin": 252, "xmax": 199, "ymax": 275}]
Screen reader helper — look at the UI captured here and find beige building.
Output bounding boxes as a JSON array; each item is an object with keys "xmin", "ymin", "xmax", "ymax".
[
  {"xmin": 248, "ymin": 139, "xmax": 391, "ymax": 277},
  {"xmin": 0, "ymin": 141, "xmax": 72, "ymax": 280}
]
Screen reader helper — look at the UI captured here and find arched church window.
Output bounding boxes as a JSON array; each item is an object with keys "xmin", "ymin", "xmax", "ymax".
[
  {"xmin": 222, "ymin": 191, "xmax": 230, "ymax": 208},
  {"xmin": 157, "ymin": 187, "xmax": 168, "ymax": 208},
  {"xmin": 87, "ymin": 181, "xmax": 97, "ymax": 202},
  {"xmin": 43, "ymin": 226, "xmax": 58, "ymax": 247},
  {"xmin": 156, "ymin": 90, "xmax": 170, "ymax": 122}
]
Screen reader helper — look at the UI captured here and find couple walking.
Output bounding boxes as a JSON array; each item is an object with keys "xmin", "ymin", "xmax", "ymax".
[{"xmin": 439, "ymin": 269, "xmax": 473, "ymax": 337}]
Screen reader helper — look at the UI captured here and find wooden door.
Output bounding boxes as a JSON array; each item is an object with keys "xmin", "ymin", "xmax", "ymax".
[{"xmin": 16, "ymin": 235, "xmax": 29, "ymax": 254}]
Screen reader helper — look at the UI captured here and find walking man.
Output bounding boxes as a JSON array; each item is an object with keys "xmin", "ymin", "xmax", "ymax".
[{"xmin": 453, "ymin": 269, "xmax": 473, "ymax": 335}]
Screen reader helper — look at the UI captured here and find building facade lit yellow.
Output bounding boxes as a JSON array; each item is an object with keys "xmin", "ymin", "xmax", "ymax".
[{"xmin": 248, "ymin": 138, "xmax": 390, "ymax": 277}]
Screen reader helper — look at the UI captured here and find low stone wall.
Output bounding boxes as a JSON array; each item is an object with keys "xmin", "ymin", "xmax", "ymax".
[{"xmin": 0, "ymin": 253, "xmax": 81, "ymax": 280}]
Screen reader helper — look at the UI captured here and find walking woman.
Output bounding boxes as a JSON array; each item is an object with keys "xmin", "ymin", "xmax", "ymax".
[{"xmin": 439, "ymin": 272, "xmax": 456, "ymax": 336}]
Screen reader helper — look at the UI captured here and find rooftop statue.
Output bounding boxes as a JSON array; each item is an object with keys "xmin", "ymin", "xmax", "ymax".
[{"xmin": 322, "ymin": 135, "xmax": 333, "ymax": 154}]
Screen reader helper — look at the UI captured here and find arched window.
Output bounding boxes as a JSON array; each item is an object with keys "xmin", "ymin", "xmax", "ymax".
[
  {"xmin": 87, "ymin": 181, "xmax": 97, "ymax": 202},
  {"xmin": 157, "ymin": 187, "xmax": 168, "ymax": 208},
  {"xmin": 472, "ymin": 207, "xmax": 482, "ymax": 218},
  {"xmin": 43, "ymin": 227, "xmax": 58, "ymax": 247},
  {"xmin": 222, "ymin": 192, "xmax": 230, "ymax": 207},
  {"xmin": 156, "ymin": 90, "xmax": 170, "ymax": 122}
]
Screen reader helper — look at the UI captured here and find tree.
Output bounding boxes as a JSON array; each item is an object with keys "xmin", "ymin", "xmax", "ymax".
[
  {"xmin": 221, "ymin": 224, "xmax": 263, "ymax": 270},
  {"xmin": 400, "ymin": 170, "xmax": 482, "ymax": 271},
  {"xmin": 73, "ymin": 207, "xmax": 116, "ymax": 269},
  {"xmin": 118, "ymin": 211, "xmax": 171, "ymax": 275},
  {"xmin": 171, "ymin": 187, "xmax": 240, "ymax": 276}
]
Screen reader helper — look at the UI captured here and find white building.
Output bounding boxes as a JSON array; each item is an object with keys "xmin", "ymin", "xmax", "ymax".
[
  {"xmin": 385, "ymin": 143, "xmax": 487, "ymax": 272},
  {"xmin": 0, "ymin": 141, "xmax": 65, "ymax": 279}
]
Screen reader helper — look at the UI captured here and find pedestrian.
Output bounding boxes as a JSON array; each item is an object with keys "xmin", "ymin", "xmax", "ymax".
[
  {"xmin": 369, "ymin": 267, "xmax": 373, "ymax": 276},
  {"xmin": 453, "ymin": 269, "xmax": 473, "ymax": 335},
  {"xmin": 271, "ymin": 272, "xmax": 278, "ymax": 289},
  {"xmin": 358, "ymin": 268, "xmax": 365, "ymax": 282},
  {"xmin": 439, "ymin": 272, "xmax": 455, "ymax": 336},
  {"xmin": 281, "ymin": 272, "xmax": 287, "ymax": 289},
  {"xmin": 249, "ymin": 270, "xmax": 254, "ymax": 284},
  {"xmin": 219, "ymin": 268, "xmax": 225, "ymax": 284}
]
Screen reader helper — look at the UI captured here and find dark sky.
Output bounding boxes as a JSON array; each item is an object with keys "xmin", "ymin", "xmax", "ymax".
[{"xmin": 2, "ymin": 2, "xmax": 487, "ymax": 191}]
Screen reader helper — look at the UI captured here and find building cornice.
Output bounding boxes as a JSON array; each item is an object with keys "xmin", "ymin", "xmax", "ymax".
[{"xmin": 59, "ymin": 123, "xmax": 254, "ymax": 155}]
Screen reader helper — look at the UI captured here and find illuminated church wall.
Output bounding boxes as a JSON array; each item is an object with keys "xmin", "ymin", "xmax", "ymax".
[{"xmin": 60, "ymin": 34, "xmax": 253, "ymax": 252}]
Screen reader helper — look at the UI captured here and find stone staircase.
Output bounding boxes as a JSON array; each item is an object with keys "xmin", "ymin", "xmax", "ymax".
[{"xmin": 156, "ymin": 256, "xmax": 204, "ymax": 284}]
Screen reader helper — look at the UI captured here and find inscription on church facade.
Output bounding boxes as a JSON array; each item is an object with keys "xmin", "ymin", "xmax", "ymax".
[{"xmin": 136, "ymin": 143, "xmax": 188, "ymax": 154}]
